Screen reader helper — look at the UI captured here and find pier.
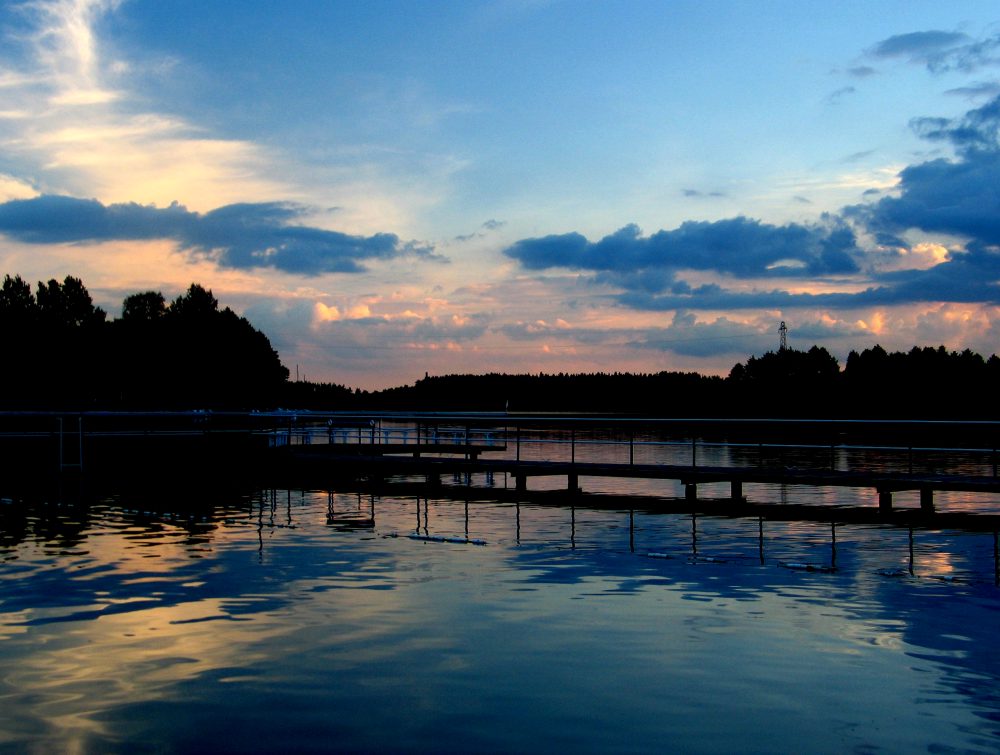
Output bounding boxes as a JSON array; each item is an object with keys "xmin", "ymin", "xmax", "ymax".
[
  {"xmin": 267, "ymin": 412, "xmax": 1000, "ymax": 520},
  {"xmin": 275, "ymin": 446, "xmax": 1000, "ymax": 515},
  {"xmin": 4, "ymin": 410, "xmax": 1000, "ymax": 523}
]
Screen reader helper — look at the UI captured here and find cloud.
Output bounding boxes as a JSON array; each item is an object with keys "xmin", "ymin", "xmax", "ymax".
[
  {"xmin": 851, "ymin": 97, "xmax": 1000, "ymax": 247},
  {"xmin": 503, "ymin": 88, "xmax": 1000, "ymax": 314},
  {"xmin": 842, "ymin": 149, "xmax": 875, "ymax": 163},
  {"xmin": 908, "ymin": 94, "xmax": 1000, "ymax": 155},
  {"xmin": 846, "ymin": 66, "xmax": 877, "ymax": 78},
  {"xmin": 503, "ymin": 218, "xmax": 861, "ymax": 285},
  {"xmin": 869, "ymin": 30, "xmax": 1000, "ymax": 73},
  {"xmin": 453, "ymin": 218, "xmax": 507, "ymax": 242},
  {"xmin": 945, "ymin": 81, "xmax": 1000, "ymax": 100},
  {"xmin": 682, "ymin": 188, "xmax": 726, "ymax": 198},
  {"xmin": 826, "ymin": 86, "xmax": 856, "ymax": 104},
  {"xmin": 0, "ymin": 195, "xmax": 440, "ymax": 274}
]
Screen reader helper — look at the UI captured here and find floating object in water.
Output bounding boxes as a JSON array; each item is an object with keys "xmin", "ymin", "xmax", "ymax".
[
  {"xmin": 930, "ymin": 574, "xmax": 960, "ymax": 582},
  {"xmin": 645, "ymin": 552, "xmax": 672, "ymax": 560},
  {"xmin": 694, "ymin": 556, "xmax": 727, "ymax": 564},
  {"xmin": 778, "ymin": 561, "xmax": 837, "ymax": 573},
  {"xmin": 408, "ymin": 533, "xmax": 487, "ymax": 546}
]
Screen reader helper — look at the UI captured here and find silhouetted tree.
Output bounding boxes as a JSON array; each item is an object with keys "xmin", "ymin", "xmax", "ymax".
[
  {"xmin": 36, "ymin": 276, "xmax": 106, "ymax": 329},
  {"xmin": 121, "ymin": 291, "xmax": 166, "ymax": 322}
]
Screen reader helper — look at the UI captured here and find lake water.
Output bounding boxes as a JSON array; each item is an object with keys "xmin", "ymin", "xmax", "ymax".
[{"xmin": 3, "ymin": 434, "xmax": 1000, "ymax": 753}]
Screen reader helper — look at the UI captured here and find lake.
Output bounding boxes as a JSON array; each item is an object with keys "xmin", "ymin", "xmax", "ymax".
[{"xmin": 2, "ymin": 431, "xmax": 1000, "ymax": 753}]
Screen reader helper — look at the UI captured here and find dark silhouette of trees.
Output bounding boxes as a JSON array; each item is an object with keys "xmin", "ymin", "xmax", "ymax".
[
  {"xmin": 842, "ymin": 344, "xmax": 1000, "ymax": 418},
  {"xmin": 0, "ymin": 275, "xmax": 289, "ymax": 409},
  {"xmin": 0, "ymin": 275, "xmax": 108, "ymax": 406},
  {"xmin": 727, "ymin": 346, "xmax": 841, "ymax": 417},
  {"xmin": 111, "ymin": 283, "xmax": 289, "ymax": 408},
  {"xmin": 2, "ymin": 269, "xmax": 999, "ymax": 417},
  {"xmin": 121, "ymin": 291, "xmax": 166, "ymax": 322}
]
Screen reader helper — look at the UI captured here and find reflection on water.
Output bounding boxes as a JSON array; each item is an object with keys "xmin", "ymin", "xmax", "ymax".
[{"xmin": 3, "ymin": 481, "xmax": 1000, "ymax": 753}]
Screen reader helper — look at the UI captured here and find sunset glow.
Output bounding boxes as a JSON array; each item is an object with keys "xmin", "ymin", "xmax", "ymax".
[{"xmin": 1, "ymin": 1, "xmax": 1000, "ymax": 388}]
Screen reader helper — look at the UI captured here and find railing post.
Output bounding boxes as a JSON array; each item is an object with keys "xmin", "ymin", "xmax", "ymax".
[
  {"xmin": 571, "ymin": 428, "xmax": 575, "ymax": 464},
  {"xmin": 691, "ymin": 436, "xmax": 696, "ymax": 469},
  {"xmin": 516, "ymin": 426, "xmax": 521, "ymax": 461}
]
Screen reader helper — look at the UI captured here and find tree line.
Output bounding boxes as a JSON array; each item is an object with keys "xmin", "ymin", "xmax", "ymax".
[
  {"xmin": 2, "ymin": 272, "xmax": 998, "ymax": 417},
  {"xmin": 0, "ymin": 274, "xmax": 288, "ymax": 409},
  {"xmin": 355, "ymin": 343, "xmax": 1000, "ymax": 418}
]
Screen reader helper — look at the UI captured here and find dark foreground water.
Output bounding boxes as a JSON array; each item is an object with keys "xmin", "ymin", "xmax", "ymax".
[{"xmin": 3, "ymin": 478, "xmax": 1000, "ymax": 753}]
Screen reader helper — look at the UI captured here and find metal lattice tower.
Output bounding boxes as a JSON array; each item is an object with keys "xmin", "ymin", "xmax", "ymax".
[{"xmin": 779, "ymin": 321, "xmax": 787, "ymax": 351}]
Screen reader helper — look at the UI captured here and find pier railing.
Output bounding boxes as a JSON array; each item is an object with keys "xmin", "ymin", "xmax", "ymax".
[{"xmin": 2, "ymin": 410, "xmax": 1000, "ymax": 485}]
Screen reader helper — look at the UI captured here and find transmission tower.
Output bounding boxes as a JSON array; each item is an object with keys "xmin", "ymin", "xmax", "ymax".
[{"xmin": 778, "ymin": 321, "xmax": 787, "ymax": 351}]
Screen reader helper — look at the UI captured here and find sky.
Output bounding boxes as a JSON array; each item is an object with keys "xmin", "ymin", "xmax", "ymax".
[{"xmin": 1, "ymin": 0, "xmax": 1000, "ymax": 389}]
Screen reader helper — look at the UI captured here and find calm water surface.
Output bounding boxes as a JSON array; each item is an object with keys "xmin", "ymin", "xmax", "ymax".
[{"xmin": 3, "ymin": 456, "xmax": 1000, "ymax": 752}]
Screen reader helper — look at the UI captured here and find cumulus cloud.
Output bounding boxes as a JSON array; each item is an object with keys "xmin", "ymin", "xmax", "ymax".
[
  {"xmin": 0, "ymin": 195, "xmax": 440, "ymax": 274},
  {"xmin": 504, "ymin": 83, "xmax": 1000, "ymax": 315},
  {"xmin": 504, "ymin": 218, "xmax": 860, "ymax": 283},
  {"xmin": 852, "ymin": 94, "xmax": 1000, "ymax": 253}
]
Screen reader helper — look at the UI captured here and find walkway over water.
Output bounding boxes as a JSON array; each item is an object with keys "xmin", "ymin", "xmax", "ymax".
[
  {"xmin": 268, "ymin": 412, "xmax": 1000, "ymax": 520},
  {"xmin": 276, "ymin": 444, "xmax": 1000, "ymax": 516},
  {"xmin": 4, "ymin": 410, "xmax": 1000, "ymax": 522}
]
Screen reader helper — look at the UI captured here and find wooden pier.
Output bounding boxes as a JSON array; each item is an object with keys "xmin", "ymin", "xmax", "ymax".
[
  {"xmin": 273, "ymin": 443, "xmax": 1000, "ymax": 516},
  {"xmin": 4, "ymin": 410, "xmax": 1000, "ymax": 522}
]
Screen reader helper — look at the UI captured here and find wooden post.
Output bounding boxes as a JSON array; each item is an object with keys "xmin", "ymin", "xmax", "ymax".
[
  {"xmin": 686, "ymin": 482, "xmax": 697, "ymax": 501},
  {"xmin": 878, "ymin": 489, "xmax": 893, "ymax": 513},
  {"xmin": 515, "ymin": 474, "xmax": 526, "ymax": 492},
  {"xmin": 568, "ymin": 472, "xmax": 579, "ymax": 492},
  {"xmin": 629, "ymin": 431, "xmax": 634, "ymax": 466},
  {"xmin": 920, "ymin": 487, "xmax": 934, "ymax": 512},
  {"xmin": 731, "ymin": 479, "xmax": 743, "ymax": 501}
]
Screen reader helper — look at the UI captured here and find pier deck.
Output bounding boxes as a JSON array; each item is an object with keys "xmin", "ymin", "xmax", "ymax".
[{"xmin": 273, "ymin": 445, "xmax": 1000, "ymax": 514}]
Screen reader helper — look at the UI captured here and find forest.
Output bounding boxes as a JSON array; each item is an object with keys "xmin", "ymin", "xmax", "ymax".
[
  {"xmin": 0, "ymin": 274, "xmax": 288, "ymax": 409},
  {"xmin": 2, "ymin": 273, "xmax": 999, "ymax": 418}
]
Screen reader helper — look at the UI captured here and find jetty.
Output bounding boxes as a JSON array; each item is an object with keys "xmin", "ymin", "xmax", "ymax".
[
  {"xmin": 4, "ymin": 411, "xmax": 1000, "ymax": 525},
  {"xmin": 266, "ymin": 412, "xmax": 1000, "ymax": 520}
]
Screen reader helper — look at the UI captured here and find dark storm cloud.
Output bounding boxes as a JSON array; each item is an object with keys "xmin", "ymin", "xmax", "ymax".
[
  {"xmin": 504, "ymin": 218, "xmax": 860, "ymax": 284},
  {"xmin": 0, "ymin": 195, "xmax": 439, "ymax": 274}
]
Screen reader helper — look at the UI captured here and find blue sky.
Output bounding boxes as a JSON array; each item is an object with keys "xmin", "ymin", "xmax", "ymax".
[{"xmin": 1, "ymin": 1, "xmax": 999, "ymax": 388}]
